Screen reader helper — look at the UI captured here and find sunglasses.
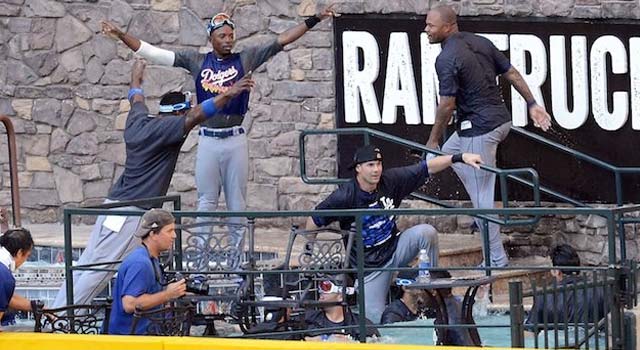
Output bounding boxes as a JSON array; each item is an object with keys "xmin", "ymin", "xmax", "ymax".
[
  {"xmin": 318, "ymin": 280, "xmax": 355, "ymax": 295},
  {"xmin": 395, "ymin": 278, "xmax": 416, "ymax": 286},
  {"xmin": 207, "ymin": 13, "xmax": 235, "ymax": 36}
]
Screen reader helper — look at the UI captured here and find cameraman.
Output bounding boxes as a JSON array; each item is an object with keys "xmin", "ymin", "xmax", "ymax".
[{"xmin": 108, "ymin": 209, "xmax": 186, "ymax": 335}]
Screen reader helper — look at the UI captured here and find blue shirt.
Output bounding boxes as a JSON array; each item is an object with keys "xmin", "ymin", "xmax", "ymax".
[
  {"xmin": 0, "ymin": 263, "xmax": 15, "ymax": 326},
  {"xmin": 107, "ymin": 102, "xmax": 186, "ymax": 207},
  {"xmin": 436, "ymin": 32, "xmax": 512, "ymax": 137},
  {"xmin": 108, "ymin": 246, "xmax": 163, "ymax": 335},
  {"xmin": 173, "ymin": 38, "xmax": 282, "ymax": 128},
  {"xmin": 312, "ymin": 161, "xmax": 429, "ymax": 269}
]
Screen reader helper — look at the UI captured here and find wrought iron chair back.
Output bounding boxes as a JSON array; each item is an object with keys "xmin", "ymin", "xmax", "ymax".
[
  {"xmin": 33, "ymin": 299, "xmax": 112, "ymax": 334},
  {"xmin": 181, "ymin": 220, "xmax": 252, "ymax": 272},
  {"xmin": 130, "ymin": 301, "xmax": 195, "ymax": 336}
]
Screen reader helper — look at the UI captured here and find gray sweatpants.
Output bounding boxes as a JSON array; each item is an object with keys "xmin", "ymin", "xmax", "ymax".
[
  {"xmin": 195, "ymin": 131, "xmax": 248, "ymax": 248},
  {"xmin": 361, "ymin": 224, "xmax": 439, "ymax": 323},
  {"xmin": 442, "ymin": 121, "xmax": 511, "ymax": 267},
  {"xmin": 52, "ymin": 206, "xmax": 142, "ymax": 308}
]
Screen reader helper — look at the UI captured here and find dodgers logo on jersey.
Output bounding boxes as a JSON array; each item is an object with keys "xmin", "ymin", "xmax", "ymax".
[{"xmin": 200, "ymin": 66, "xmax": 239, "ymax": 94}]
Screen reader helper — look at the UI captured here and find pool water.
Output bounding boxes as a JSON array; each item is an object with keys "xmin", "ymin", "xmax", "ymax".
[{"xmin": 378, "ymin": 315, "xmax": 607, "ymax": 348}]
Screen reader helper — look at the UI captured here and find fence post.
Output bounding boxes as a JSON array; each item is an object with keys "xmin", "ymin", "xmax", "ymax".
[
  {"xmin": 509, "ymin": 281, "xmax": 525, "ymax": 348},
  {"xmin": 355, "ymin": 215, "xmax": 367, "ymax": 343},
  {"xmin": 611, "ymin": 266, "xmax": 625, "ymax": 350}
]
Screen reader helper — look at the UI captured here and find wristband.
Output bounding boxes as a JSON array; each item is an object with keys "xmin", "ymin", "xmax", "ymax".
[
  {"xmin": 305, "ymin": 16, "xmax": 321, "ymax": 29},
  {"xmin": 201, "ymin": 98, "xmax": 218, "ymax": 119},
  {"xmin": 526, "ymin": 100, "xmax": 537, "ymax": 109},
  {"xmin": 451, "ymin": 153, "xmax": 464, "ymax": 164},
  {"xmin": 128, "ymin": 88, "xmax": 144, "ymax": 101}
]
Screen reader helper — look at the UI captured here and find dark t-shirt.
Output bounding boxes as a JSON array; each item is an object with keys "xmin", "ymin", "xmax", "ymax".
[
  {"xmin": 381, "ymin": 299, "xmax": 418, "ymax": 324},
  {"xmin": 173, "ymin": 38, "xmax": 282, "ymax": 128},
  {"xmin": 0, "ymin": 263, "xmax": 16, "ymax": 326},
  {"xmin": 108, "ymin": 102, "xmax": 186, "ymax": 206},
  {"xmin": 312, "ymin": 162, "xmax": 430, "ymax": 269},
  {"xmin": 525, "ymin": 275, "xmax": 606, "ymax": 333},
  {"xmin": 436, "ymin": 32, "xmax": 512, "ymax": 137},
  {"xmin": 304, "ymin": 310, "xmax": 380, "ymax": 338}
]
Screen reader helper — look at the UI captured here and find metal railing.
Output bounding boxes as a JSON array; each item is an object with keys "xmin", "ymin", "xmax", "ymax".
[
  {"xmin": 511, "ymin": 126, "xmax": 640, "ymax": 261},
  {"xmin": 509, "ymin": 263, "xmax": 637, "ymax": 350},
  {"xmin": 1, "ymin": 115, "xmax": 21, "ymax": 227},
  {"xmin": 61, "ymin": 204, "xmax": 633, "ymax": 343}
]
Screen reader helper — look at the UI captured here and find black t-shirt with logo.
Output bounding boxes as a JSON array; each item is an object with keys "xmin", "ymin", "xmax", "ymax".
[
  {"xmin": 108, "ymin": 102, "xmax": 186, "ymax": 207},
  {"xmin": 312, "ymin": 162, "xmax": 429, "ymax": 269}
]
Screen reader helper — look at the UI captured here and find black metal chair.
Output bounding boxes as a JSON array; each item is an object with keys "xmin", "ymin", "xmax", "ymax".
[
  {"xmin": 239, "ymin": 226, "xmax": 355, "ymax": 337},
  {"xmin": 32, "ymin": 299, "xmax": 112, "ymax": 334},
  {"xmin": 130, "ymin": 301, "xmax": 195, "ymax": 336},
  {"xmin": 178, "ymin": 220, "xmax": 256, "ymax": 335}
]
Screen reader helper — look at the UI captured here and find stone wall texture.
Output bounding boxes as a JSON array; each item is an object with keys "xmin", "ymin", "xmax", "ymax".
[{"xmin": 1, "ymin": 0, "xmax": 639, "ymax": 262}]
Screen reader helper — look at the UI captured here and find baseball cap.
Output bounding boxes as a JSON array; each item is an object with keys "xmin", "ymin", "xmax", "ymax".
[
  {"xmin": 349, "ymin": 144, "xmax": 383, "ymax": 169},
  {"xmin": 135, "ymin": 208, "xmax": 176, "ymax": 238}
]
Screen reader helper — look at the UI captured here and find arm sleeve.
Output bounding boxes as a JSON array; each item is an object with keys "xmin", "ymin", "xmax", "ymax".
[
  {"xmin": 384, "ymin": 163, "xmax": 430, "ymax": 199},
  {"xmin": 239, "ymin": 37, "xmax": 284, "ymax": 73},
  {"xmin": 435, "ymin": 56, "xmax": 459, "ymax": 97},
  {"xmin": 121, "ymin": 264, "xmax": 154, "ymax": 298},
  {"xmin": 312, "ymin": 189, "xmax": 349, "ymax": 227},
  {"xmin": 0, "ymin": 277, "xmax": 15, "ymax": 312},
  {"xmin": 174, "ymin": 50, "xmax": 206, "ymax": 77},
  {"xmin": 135, "ymin": 41, "xmax": 176, "ymax": 66},
  {"xmin": 490, "ymin": 42, "xmax": 512, "ymax": 75}
]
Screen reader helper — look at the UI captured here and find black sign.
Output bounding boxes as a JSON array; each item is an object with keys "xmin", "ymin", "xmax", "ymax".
[{"xmin": 333, "ymin": 14, "xmax": 640, "ymax": 203}]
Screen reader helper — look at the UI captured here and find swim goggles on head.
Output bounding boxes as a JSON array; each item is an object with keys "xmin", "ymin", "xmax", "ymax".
[
  {"xmin": 395, "ymin": 278, "xmax": 416, "ymax": 286},
  {"xmin": 207, "ymin": 13, "xmax": 235, "ymax": 36},
  {"xmin": 318, "ymin": 280, "xmax": 355, "ymax": 295},
  {"xmin": 158, "ymin": 91, "xmax": 192, "ymax": 113}
]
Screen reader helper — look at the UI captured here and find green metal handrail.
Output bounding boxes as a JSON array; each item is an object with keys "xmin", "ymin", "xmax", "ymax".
[
  {"xmin": 299, "ymin": 127, "xmax": 542, "ymax": 228},
  {"xmin": 62, "ymin": 204, "xmax": 636, "ymax": 343},
  {"xmin": 511, "ymin": 126, "xmax": 640, "ymax": 262}
]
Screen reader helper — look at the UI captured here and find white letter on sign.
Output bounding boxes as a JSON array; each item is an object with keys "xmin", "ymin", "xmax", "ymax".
[
  {"xmin": 420, "ymin": 33, "xmax": 441, "ymax": 125},
  {"xmin": 510, "ymin": 34, "xmax": 547, "ymax": 127},
  {"xmin": 382, "ymin": 32, "xmax": 420, "ymax": 125},
  {"xmin": 630, "ymin": 38, "xmax": 640, "ymax": 130},
  {"xmin": 590, "ymin": 35, "xmax": 628, "ymax": 131},
  {"xmin": 342, "ymin": 31, "xmax": 381, "ymax": 124},
  {"xmin": 550, "ymin": 35, "xmax": 589, "ymax": 130}
]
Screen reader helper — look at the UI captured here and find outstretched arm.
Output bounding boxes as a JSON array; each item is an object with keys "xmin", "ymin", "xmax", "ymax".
[
  {"xmin": 425, "ymin": 96, "xmax": 456, "ymax": 150},
  {"xmin": 427, "ymin": 153, "xmax": 483, "ymax": 174},
  {"xmin": 101, "ymin": 20, "xmax": 175, "ymax": 66},
  {"xmin": 277, "ymin": 3, "xmax": 338, "ymax": 46},
  {"xmin": 502, "ymin": 66, "xmax": 552, "ymax": 131}
]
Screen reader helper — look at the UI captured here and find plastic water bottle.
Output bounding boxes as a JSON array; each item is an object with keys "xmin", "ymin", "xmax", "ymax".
[{"xmin": 417, "ymin": 249, "xmax": 431, "ymax": 283}]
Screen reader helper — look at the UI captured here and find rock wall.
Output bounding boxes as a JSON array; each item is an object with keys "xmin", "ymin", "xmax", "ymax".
[{"xmin": 1, "ymin": 0, "xmax": 638, "ymax": 260}]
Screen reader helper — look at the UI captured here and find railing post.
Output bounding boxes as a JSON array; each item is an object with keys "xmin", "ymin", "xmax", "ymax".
[
  {"xmin": 1, "ymin": 115, "xmax": 21, "ymax": 227},
  {"xmin": 607, "ymin": 212, "xmax": 617, "ymax": 265},
  {"xmin": 173, "ymin": 197, "xmax": 183, "ymax": 271},
  {"xmin": 355, "ymin": 214, "xmax": 367, "ymax": 343},
  {"xmin": 481, "ymin": 219, "xmax": 491, "ymax": 276},
  {"xmin": 509, "ymin": 281, "xmax": 525, "ymax": 348},
  {"xmin": 64, "ymin": 209, "xmax": 74, "ymax": 306},
  {"xmin": 611, "ymin": 266, "xmax": 626, "ymax": 350}
]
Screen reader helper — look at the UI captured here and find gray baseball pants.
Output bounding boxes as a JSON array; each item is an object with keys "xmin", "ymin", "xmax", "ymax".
[{"xmin": 442, "ymin": 121, "xmax": 512, "ymax": 267}]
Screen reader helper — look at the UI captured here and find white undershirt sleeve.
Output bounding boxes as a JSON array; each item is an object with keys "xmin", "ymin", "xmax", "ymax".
[{"xmin": 135, "ymin": 40, "xmax": 175, "ymax": 66}]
